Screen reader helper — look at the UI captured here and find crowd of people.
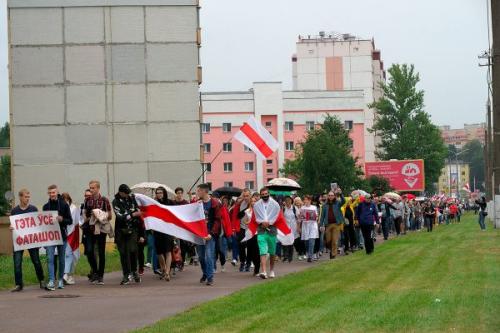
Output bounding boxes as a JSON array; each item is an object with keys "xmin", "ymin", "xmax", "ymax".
[{"xmin": 9, "ymin": 180, "xmax": 488, "ymax": 292}]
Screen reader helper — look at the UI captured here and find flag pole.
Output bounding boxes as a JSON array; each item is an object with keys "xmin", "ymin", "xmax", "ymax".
[{"xmin": 188, "ymin": 137, "xmax": 234, "ymax": 194}]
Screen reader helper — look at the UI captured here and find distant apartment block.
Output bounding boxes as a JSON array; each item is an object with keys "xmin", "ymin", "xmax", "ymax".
[{"xmin": 440, "ymin": 123, "xmax": 486, "ymax": 149}]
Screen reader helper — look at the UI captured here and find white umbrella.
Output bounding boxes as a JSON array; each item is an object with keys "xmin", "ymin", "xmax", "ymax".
[
  {"xmin": 131, "ymin": 182, "xmax": 175, "ymax": 197},
  {"xmin": 351, "ymin": 189, "xmax": 368, "ymax": 199},
  {"xmin": 266, "ymin": 178, "xmax": 301, "ymax": 191},
  {"xmin": 384, "ymin": 192, "xmax": 401, "ymax": 200}
]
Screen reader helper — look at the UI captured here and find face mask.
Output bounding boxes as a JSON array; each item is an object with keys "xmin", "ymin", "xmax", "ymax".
[{"xmin": 261, "ymin": 195, "xmax": 270, "ymax": 202}]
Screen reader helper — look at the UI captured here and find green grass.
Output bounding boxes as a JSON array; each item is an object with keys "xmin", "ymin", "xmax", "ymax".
[
  {"xmin": 136, "ymin": 214, "xmax": 500, "ymax": 333},
  {"xmin": 0, "ymin": 246, "xmax": 122, "ymax": 290}
]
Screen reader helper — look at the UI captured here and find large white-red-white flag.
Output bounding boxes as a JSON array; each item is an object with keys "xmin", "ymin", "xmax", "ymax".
[
  {"xmin": 234, "ymin": 116, "xmax": 280, "ymax": 160},
  {"xmin": 134, "ymin": 194, "xmax": 208, "ymax": 245},
  {"xmin": 242, "ymin": 198, "xmax": 294, "ymax": 245}
]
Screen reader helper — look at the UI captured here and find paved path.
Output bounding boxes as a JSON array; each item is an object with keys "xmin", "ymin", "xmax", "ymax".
[{"xmin": 0, "ymin": 254, "xmax": 339, "ymax": 333}]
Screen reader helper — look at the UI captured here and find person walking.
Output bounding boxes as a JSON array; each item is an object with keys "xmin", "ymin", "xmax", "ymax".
[
  {"xmin": 62, "ymin": 193, "xmax": 81, "ymax": 285},
  {"xmin": 423, "ymin": 201, "xmax": 436, "ymax": 232},
  {"xmin": 43, "ymin": 184, "xmax": 72, "ymax": 291},
  {"xmin": 167, "ymin": 187, "xmax": 191, "ymax": 270},
  {"xmin": 393, "ymin": 198, "xmax": 404, "ymax": 236},
  {"xmin": 152, "ymin": 187, "xmax": 175, "ymax": 281},
  {"xmin": 282, "ymin": 196, "xmax": 299, "ymax": 262},
  {"xmin": 232, "ymin": 189, "xmax": 252, "ymax": 272},
  {"xmin": 355, "ymin": 195, "xmax": 378, "ymax": 255},
  {"xmin": 476, "ymin": 196, "xmax": 488, "ymax": 231},
  {"xmin": 10, "ymin": 189, "xmax": 46, "ymax": 292},
  {"xmin": 300, "ymin": 195, "xmax": 319, "ymax": 262},
  {"xmin": 83, "ymin": 180, "xmax": 113, "ymax": 285},
  {"xmin": 320, "ymin": 190, "xmax": 345, "ymax": 259},
  {"xmin": 379, "ymin": 197, "xmax": 396, "ymax": 240},
  {"xmin": 341, "ymin": 196, "xmax": 358, "ymax": 253},
  {"xmin": 196, "ymin": 183, "xmax": 221, "ymax": 286},
  {"xmin": 112, "ymin": 184, "xmax": 144, "ymax": 285}
]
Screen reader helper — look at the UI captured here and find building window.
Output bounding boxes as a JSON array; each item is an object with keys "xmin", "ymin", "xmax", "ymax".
[
  {"xmin": 265, "ymin": 121, "xmax": 272, "ymax": 127},
  {"xmin": 266, "ymin": 159, "xmax": 273, "ymax": 165},
  {"xmin": 204, "ymin": 163, "xmax": 211, "ymax": 172},
  {"xmin": 201, "ymin": 123, "xmax": 210, "ymax": 133},
  {"xmin": 244, "ymin": 162, "xmax": 254, "ymax": 172},
  {"xmin": 244, "ymin": 145, "xmax": 252, "ymax": 152},
  {"xmin": 222, "ymin": 123, "xmax": 232, "ymax": 133},
  {"xmin": 306, "ymin": 121, "xmax": 315, "ymax": 131},
  {"xmin": 224, "ymin": 181, "xmax": 233, "ymax": 187},
  {"xmin": 223, "ymin": 162, "xmax": 233, "ymax": 172},
  {"xmin": 203, "ymin": 143, "xmax": 211, "ymax": 153},
  {"xmin": 285, "ymin": 141, "xmax": 294, "ymax": 151},
  {"xmin": 285, "ymin": 121, "xmax": 294, "ymax": 131},
  {"xmin": 245, "ymin": 181, "xmax": 255, "ymax": 190},
  {"xmin": 223, "ymin": 142, "xmax": 232, "ymax": 152},
  {"xmin": 344, "ymin": 120, "xmax": 353, "ymax": 130},
  {"xmin": 266, "ymin": 168, "xmax": 273, "ymax": 174}
]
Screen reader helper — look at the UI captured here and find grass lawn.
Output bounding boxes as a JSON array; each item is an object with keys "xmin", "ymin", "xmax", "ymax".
[
  {"xmin": 0, "ymin": 245, "xmax": 122, "ymax": 290},
  {"xmin": 136, "ymin": 214, "xmax": 500, "ymax": 333}
]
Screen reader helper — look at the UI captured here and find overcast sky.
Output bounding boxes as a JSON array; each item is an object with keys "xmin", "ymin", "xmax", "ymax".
[{"xmin": 0, "ymin": 0, "xmax": 491, "ymax": 127}]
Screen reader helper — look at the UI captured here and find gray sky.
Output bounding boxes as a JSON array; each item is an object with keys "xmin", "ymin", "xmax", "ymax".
[{"xmin": 0, "ymin": 0, "xmax": 491, "ymax": 128}]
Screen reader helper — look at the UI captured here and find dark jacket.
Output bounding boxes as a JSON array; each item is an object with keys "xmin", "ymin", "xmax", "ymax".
[
  {"xmin": 203, "ymin": 198, "xmax": 222, "ymax": 237},
  {"xmin": 320, "ymin": 196, "xmax": 345, "ymax": 226},
  {"xmin": 112, "ymin": 193, "xmax": 144, "ymax": 241},
  {"xmin": 43, "ymin": 195, "xmax": 72, "ymax": 241},
  {"xmin": 355, "ymin": 202, "xmax": 379, "ymax": 226}
]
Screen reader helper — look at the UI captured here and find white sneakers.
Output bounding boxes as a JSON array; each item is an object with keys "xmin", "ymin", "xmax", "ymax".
[
  {"xmin": 259, "ymin": 271, "xmax": 276, "ymax": 279},
  {"xmin": 221, "ymin": 265, "xmax": 226, "ymax": 272},
  {"xmin": 63, "ymin": 273, "xmax": 76, "ymax": 285},
  {"xmin": 259, "ymin": 272, "xmax": 268, "ymax": 279},
  {"xmin": 269, "ymin": 271, "xmax": 275, "ymax": 278}
]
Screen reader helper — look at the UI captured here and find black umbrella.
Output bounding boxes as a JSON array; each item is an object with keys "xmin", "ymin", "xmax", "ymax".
[{"xmin": 213, "ymin": 186, "xmax": 242, "ymax": 198}]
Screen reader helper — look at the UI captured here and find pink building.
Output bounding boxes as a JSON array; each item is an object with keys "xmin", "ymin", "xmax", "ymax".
[{"xmin": 201, "ymin": 33, "xmax": 385, "ymax": 190}]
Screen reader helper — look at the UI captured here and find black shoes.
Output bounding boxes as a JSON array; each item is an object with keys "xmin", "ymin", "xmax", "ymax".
[{"xmin": 11, "ymin": 285, "xmax": 23, "ymax": 292}]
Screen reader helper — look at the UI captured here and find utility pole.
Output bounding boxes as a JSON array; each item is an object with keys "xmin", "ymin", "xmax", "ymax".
[{"xmin": 491, "ymin": 0, "xmax": 500, "ymax": 226}]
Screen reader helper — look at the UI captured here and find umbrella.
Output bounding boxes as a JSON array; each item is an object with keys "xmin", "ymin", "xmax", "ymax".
[
  {"xmin": 404, "ymin": 193, "xmax": 416, "ymax": 200},
  {"xmin": 131, "ymin": 182, "xmax": 175, "ymax": 197},
  {"xmin": 266, "ymin": 178, "xmax": 301, "ymax": 192},
  {"xmin": 384, "ymin": 192, "xmax": 401, "ymax": 200},
  {"xmin": 213, "ymin": 186, "xmax": 242, "ymax": 198},
  {"xmin": 415, "ymin": 196, "xmax": 426, "ymax": 202},
  {"xmin": 351, "ymin": 189, "xmax": 368, "ymax": 199}
]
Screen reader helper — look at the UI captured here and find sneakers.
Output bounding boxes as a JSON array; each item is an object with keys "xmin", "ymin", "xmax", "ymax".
[
  {"xmin": 63, "ymin": 274, "xmax": 70, "ymax": 285},
  {"xmin": 200, "ymin": 276, "xmax": 207, "ymax": 283},
  {"xmin": 307, "ymin": 258, "xmax": 312, "ymax": 263},
  {"xmin": 239, "ymin": 263, "xmax": 245, "ymax": 272},
  {"xmin": 244, "ymin": 264, "xmax": 250, "ymax": 272},
  {"xmin": 46, "ymin": 280, "xmax": 56, "ymax": 291},
  {"xmin": 66, "ymin": 275, "xmax": 76, "ymax": 285},
  {"xmin": 138, "ymin": 268, "xmax": 144, "ymax": 276},
  {"xmin": 39, "ymin": 281, "xmax": 47, "ymax": 289},
  {"xmin": 144, "ymin": 262, "xmax": 152, "ymax": 269},
  {"xmin": 11, "ymin": 285, "xmax": 23, "ymax": 292},
  {"xmin": 259, "ymin": 272, "xmax": 268, "ymax": 279},
  {"xmin": 206, "ymin": 279, "xmax": 214, "ymax": 286},
  {"xmin": 220, "ymin": 265, "xmax": 226, "ymax": 272},
  {"xmin": 120, "ymin": 277, "xmax": 130, "ymax": 285},
  {"xmin": 269, "ymin": 271, "xmax": 276, "ymax": 278},
  {"xmin": 57, "ymin": 280, "xmax": 64, "ymax": 289},
  {"xmin": 89, "ymin": 273, "xmax": 99, "ymax": 284},
  {"xmin": 231, "ymin": 259, "xmax": 237, "ymax": 267},
  {"xmin": 96, "ymin": 278, "xmax": 104, "ymax": 285},
  {"xmin": 298, "ymin": 255, "xmax": 305, "ymax": 261},
  {"xmin": 133, "ymin": 272, "xmax": 141, "ymax": 283}
]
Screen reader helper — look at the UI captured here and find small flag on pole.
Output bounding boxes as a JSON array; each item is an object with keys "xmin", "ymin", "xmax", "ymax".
[{"xmin": 234, "ymin": 116, "xmax": 279, "ymax": 160}]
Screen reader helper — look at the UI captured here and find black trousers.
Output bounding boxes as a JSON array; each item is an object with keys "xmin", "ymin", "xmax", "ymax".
[
  {"xmin": 381, "ymin": 217, "xmax": 391, "ymax": 240},
  {"xmin": 237, "ymin": 229, "xmax": 248, "ymax": 265},
  {"xmin": 394, "ymin": 216, "xmax": 403, "ymax": 235},
  {"xmin": 246, "ymin": 236, "xmax": 260, "ymax": 274},
  {"xmin": 116, "ymin": 232, "xmax": 138, "ymax": 277},
  {"xmin": 282, "ymin": 245, "xmax": 294, "ymax": 261},
  {"xmin": 425, "ymin": 217, "xmax": 434, "ymax": 232},
  {"xmin": 294, "ymin": 237, "xmax": 305, "ymax": 256},
  {"xmin": 137, "ymin": 241, "xmax": 145, "ymax": 271},
  {"xmin": 360, "ymin": 224, "xmax": 374, "ymax": 254},
  {"xmin": 344, "ymin": 223, "xmax": 356, "ymax": 249},
  {"xmin": 88, "ymin": 233, "xmax": 107, "ymax": 278}
]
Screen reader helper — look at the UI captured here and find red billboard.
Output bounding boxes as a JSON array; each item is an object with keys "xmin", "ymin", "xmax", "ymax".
[{"xmin": 365, "ymin": 159, "xmax": 425, "ymax": 192}]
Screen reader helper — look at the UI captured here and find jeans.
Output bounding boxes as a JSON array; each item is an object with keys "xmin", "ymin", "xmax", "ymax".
[
  {"xmin": 425, "ymin": 217, "xmax": 434, "ymax": 232},
  {"xmin": 355, "ymin": 227, "xmax": 364, "ymax": 247},
  {"xmin": 214, "ymin": 235, "xmax": 227, "ymax": 270},
  {"xmin": 319, "ymin": 229, "xmax": 325, "ymax": 252},
  {"xmin": 306, "ymin": 238, "xmax": 315, "ymax": 259},
  {"xmin": 64, "ymin": 243, "xmax": 80, "ymax": 274},
  {"xmin": 197, "ymin": 238, "xmax": 216, "ymax": 281},
  {"xmin": 47, "ymin": 242, "xmax": 67, "ymax": 281},
  {"xmin": 230, "ymin": 233, "xmax": 239, "ymax": 261},
  {"xmin": 13, "ymin": 248, "xmax": 45, "ymax": 286},
  {"xmin": 88, "ymin": 233, "xmax": 107, "ymax": 278},
  {"xmin": 381, "ymin": 217, "xmax": 391, "ymax": 240},
  {"xmin": 478, "ymin": 213, "xmax": 486, "ymax": 230},
  {"xmin": 294, "ymin": 237, "xmax": 305, "ymax": 256},
  {"xmin": 146, "ymin": 231, "xmax": 159, "ymax": 270}
]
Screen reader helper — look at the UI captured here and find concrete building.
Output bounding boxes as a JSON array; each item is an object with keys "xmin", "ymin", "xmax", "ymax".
[
  {"xmin": 202, "ymin": 33, "xmax": 385, "ymax": 190},
  {"xmin": 292, "ymin": 32, "xmax": 385, "ymax": 162},
  {"xmin": 438, "ymin": 162, "xmax": 470, "ymax": 197},
  {"xmin": 440, "ymin": 123, "xmax": 486, "ymax": 149},
  {"xmin": 8, "ymin": 0, "xmax": 202, "ymax": 205}
]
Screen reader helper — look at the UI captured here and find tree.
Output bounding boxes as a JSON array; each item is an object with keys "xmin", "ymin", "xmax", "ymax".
[
  {"xmin": 369, "ymin": 64, "xmax": 447, "ymax": 192},
  {"xmin": 281, "ymin": 115, "xmax": 364, "ymax": 194},
  {"xmin": 366, "ymin": 175, "xmax": 393, "ymax": 197},
  {"xmin": 460, "ymin": 140, "xmax": 485, "ymax": 191},
  {"xmin": 0, "ymin": 155, "xmax": 11, "ymax": 215},
  {"xmin": 0, "ymin": 122, "xmax": 9, "ymax": 147}
]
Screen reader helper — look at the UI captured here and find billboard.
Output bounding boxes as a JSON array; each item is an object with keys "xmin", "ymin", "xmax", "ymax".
[{"xmin": 365, "ymin": 159, "xmax": 425, "ymax": 192}]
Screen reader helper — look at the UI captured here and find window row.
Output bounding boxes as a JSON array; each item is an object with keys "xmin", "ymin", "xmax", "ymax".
[
  {"xmin": 202, "ymin": 120, "xmax": 354, "ymax": 134},
  {"xmin": 203, "ymin": 162, "xmax": 274, "ymax": 174},
  {"xmin": 203, "ymin": 142, "xmax": 295, "ymax": 153}
]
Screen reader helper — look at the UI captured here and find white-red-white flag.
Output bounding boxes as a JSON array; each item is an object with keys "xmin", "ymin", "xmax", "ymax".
[
  {"xmin": 234, "ymin": 116, "xmax": 279, "ymax": 160},
  {"xmin": 134, "ymin": 194, "xmax": 208, "ymax": 245},
  {"xmin": 242, "ymin": 198, "xmax": 294, "ymax": 245},
  {"xmin": 462, "ymin": 183, "xmax": 471, "ymax": 192}
]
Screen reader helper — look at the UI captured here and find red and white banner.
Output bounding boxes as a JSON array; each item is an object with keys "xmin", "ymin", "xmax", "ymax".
[
  {"xmin": 134, "ymin": 194, "xmax": 208, "ymax": 245},
  {"xmin": 242, "ymin": 199, "xmax": 294, "ymax": 246},
  {"xmin": 365, "ymin": 159, "xmax": 425, "ymax": 192},
  {"xmin": 234, "ymin": 116, "xmax": 279, "ymax": 160},
  {"xmin": 10, "ymin": 211, "xmax": 63, "ymax": 251}
]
